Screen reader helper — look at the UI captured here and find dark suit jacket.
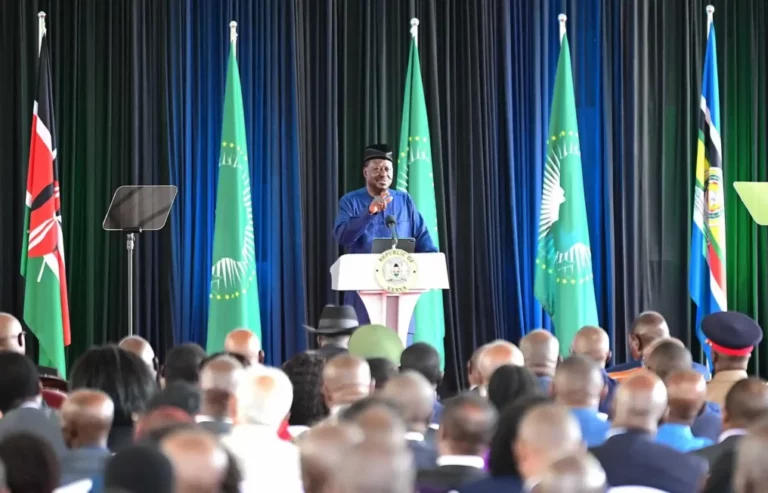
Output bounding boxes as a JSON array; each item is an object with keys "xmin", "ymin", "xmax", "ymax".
[
  {"xmin": 198, "ymin": 419, "xmax": 233, "ymax": 436},
  {"xmin": 693, "ymin": 435, "xmax": 743, "ymax": 493},
  {"xmin": 0, "ymin": 406, "xmax": 67, "ymax": 459},
  {"xmin": 36, "ymin": 364, "xmax": 60, "ymax": 377},
  {"xmin": 59, "ymin": 446, "xmax": 111, "ymax": 487},
  {"xmin": 456, "ymin": 475, "xmax": 523, "ymax": 493},
  {"xmin": 314, "ymin": 344, "xmax": 348, "ymax": 360},
  {"xmin": 417, "ymin": 465, "xmax": 487, "ymax": 493},
  {"xmin": 107, "ymin": 423, "xmax": 135, "ymax": 453},
  {"xmin": 692, "ymin": 434, "xmax": 742, "ymax": 467},
  {"xmin": 589, "ymin": 430, "xmax": 708, "ymax": 493}
]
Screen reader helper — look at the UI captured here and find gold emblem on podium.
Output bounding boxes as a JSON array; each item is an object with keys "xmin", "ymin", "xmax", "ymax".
[{"xmin": 375, "ymin": 249, "xmax": 418, "ymax": 293}]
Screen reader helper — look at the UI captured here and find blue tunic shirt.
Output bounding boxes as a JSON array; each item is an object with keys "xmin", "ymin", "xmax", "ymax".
[
  {"xmin": 333, "ymin": 188, "xmax": 437, "ymax": 326},
  {"xmin": 656, "ymin": 423, "xmax": 714, "ymax": 452}
]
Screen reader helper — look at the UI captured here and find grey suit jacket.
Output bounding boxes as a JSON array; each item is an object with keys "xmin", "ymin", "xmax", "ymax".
[
  {"xmin": 0, "ymin": 406, "xmax": 67, "ymax": 459},
  {"xmin": 60, "ymin": 447, "xmax": 111, "ymax": 486}
]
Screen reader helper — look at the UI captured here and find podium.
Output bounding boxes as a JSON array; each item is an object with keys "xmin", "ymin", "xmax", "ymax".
[{"xmin": 330, "ymin": 252, "xmax": 449, "ymax": 346}]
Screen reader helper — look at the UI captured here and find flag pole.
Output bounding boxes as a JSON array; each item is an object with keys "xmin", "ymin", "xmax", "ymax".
[
  {"xmin": 558, "ymin": 14, "xmax": 567, "ymax": 45},
  {"xmin": 706, "ymin": 5, "xmax": 714, "ymax": 34},
  {"xmin": 38, "ymin": 11, "xmax": 46, "ymax": 56},
  {"xmin": 230, "ymin": 21, "xmax": 238, "ymax": 57},
  {"xmin": 410, "ymin": 18, "xmax": 419, "ymax": 46}
]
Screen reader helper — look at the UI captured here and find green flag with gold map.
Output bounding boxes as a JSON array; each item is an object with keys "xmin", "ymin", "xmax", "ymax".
[
  {"xmin": 534, "ymin": 29, "xmax": 598, "ymax": 356},
  {"xmin": 207, "ymin": 38, "xmax": 262, "ymax": 352},
  {"xmin": 397, "ymin": 21, "xmax": 445, "ymax": 368}
]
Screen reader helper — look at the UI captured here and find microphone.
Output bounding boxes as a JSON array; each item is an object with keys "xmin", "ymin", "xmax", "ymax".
[{"xmin": 385, "ymin": 215, "xmax": 398, "ymax": 249}]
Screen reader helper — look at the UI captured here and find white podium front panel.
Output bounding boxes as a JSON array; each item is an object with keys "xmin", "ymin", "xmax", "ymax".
[{"xmin": 330, "ymin": 253, "xmax": 449, "ymax": 292}]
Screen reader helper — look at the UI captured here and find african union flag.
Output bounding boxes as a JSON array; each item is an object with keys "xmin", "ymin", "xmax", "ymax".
[{"xmin": 690, "ymin": 7, "xmax": 726, "ymax": 369}]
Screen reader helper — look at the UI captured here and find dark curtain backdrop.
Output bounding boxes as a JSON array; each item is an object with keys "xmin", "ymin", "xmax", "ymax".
[{"xmin": 1, "ymin": 0, "xmax": 766, "ymax": 389}]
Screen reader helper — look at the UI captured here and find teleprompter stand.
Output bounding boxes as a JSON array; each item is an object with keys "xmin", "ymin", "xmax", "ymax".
[{"xmin": 102, "ymin": 185, "xmax": 177, "ymax": 336}]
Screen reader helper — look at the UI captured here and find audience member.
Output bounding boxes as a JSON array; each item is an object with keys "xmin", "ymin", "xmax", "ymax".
[
  {"xmin": 656, "ymin": 369, "xmax": 713, "ymax": 451},
  {"xmin": 224, "ymin": 329, "xmax": 264, "ymax": 365},
  {"xmin": 118, "ymin": 336, "xmax": 157, "ymax": 379},
  {"xmin": 733, "ymin": 418, "xmax": 768, "ymax": 493},
  {"xmin": 417, "ymin": 394, "xmax": 497, "ymax": 491},
  {"xmin": 339, "ymin": 397, "xmax": 407, "ymax": 446},
  {"xmin": 695, "ymin": 378, "xmax": 768, "ymax": 493},
  {"xmin": 368, "ymin": 357, "xmax": 398, "ymax": 391},
  {"xmin": 531, "ymin": 453, "xmax": 607, "ymax": 493},
  {"xmin": 348, "ymin": 324, "xmax": 404, "ymax": 366},
  {"xmin": 0, "ymin": 352, "xmax": 66, "ymax": 458},
  {"xmin": 282, "ymin": 352, "xmax": 327, "ymax": 429},
  {"xmin": 515, "ymin": 403, "xmax": 584, "ymax": 490},
  {"xmin": 104, "ymin": 444, "xmax": 175, "ymax": 493},
  {"xmin": 400, "ymin": 342, "xmax": 443, "ymax": 424},
  {"xmin": 69, "ymin": 345, "xmax": 157, "ymax": 452},
  {"xmin": 223, "ymin": 365, "xmax": 302, "ymax": 492},
  {"xmin": 571, "ymin": 326, "xmax": 616, "ymax": 415},
  {"xmin": 590, "ymin": 370, "xmax": 707, "ymax": 492},
  {"xmin": 520, "ymin": 330, "xmax": 559, "ymax": 393},
  {"xmin": 0, "ymin": 459, "xmax": 7, "ymax": 493},
  {"xmin": 487, "ymin": 365, "xmax": 540, "ymax": 413},
  {"xmin": 161, "ymin": 343, "xmax": 206, "ymax": 387},
  {"xmin": 467, "ymin": 345, "xmax": 489, "ymax": 392},
  {"xmin": 321, "ymin": 354, "xmax": 372, "ymax": 419},
  {"xmin": 303, "ymin": 305, "xmax": 359, "ymax": 360},
  {"xmin": 145, "ymin": 381, "xmax": 200, "ymax": 417},
  {"xmin": 197, "ymin": 354, "xmax": 244, "ymax": 435},
  {"xmin": 381, "ymin": 371, "xmax": 438, "ymax": 468},
  {"xmin": 298, "ymin": 424, "xmax": 363, "ymax": 493},
  {"xmin": 552, "ymin": 356, "xmax": 610, "ymax": 447},
  {"xmin": 0, "ymin": 312, "xmax": 58, "ymax": 376},
  {"xmin": 0, "ymin": 432, "xmax": 60, "ymax": 493},
  {"xmin": 331, "ymin": 441, "xmax": 414, "ymax": 493},
  {"xmin": 476, "ymin": 341, "xmax": 524, "ymax": 394},
  {"xmin": 702, "ymin": 311, "xmax": 763, "ymax": 408},
  {"xmin": 133, "ymin": 407, "xmax": 194, "ymax": 442},
  {"xmin": 161, "ymin": 428, "xmax": 228, "ymax": 493},
  {"xmin": 59, "ymin": 390, "xmax": 114, "ymax": 487}
]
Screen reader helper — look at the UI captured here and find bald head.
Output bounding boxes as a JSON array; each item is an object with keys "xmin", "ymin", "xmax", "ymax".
[
  {"xmin": 477, "ymin": 341, "xmax": 524, "ymax": 387},
  {"xmin": 161, "ymin": 429, "xmax": 228, "ymax": 493},
  {"xmin": 0, "ymin": 313, "xmax": 24, "ymax": 354},
  {"xmin": 644, "ymin": 339, "xmax": 692, "ymax": 381},
  {"xmin": 629, "ymin": 311, "xmax": 670, "ymax": 360},
  {"xmin": 299, "ymin": 424, "xmax": 364, "ymax": 493},
  {"xmin": 61, "ymin": 389, "xmax": 115, "ymax": 448},
  {"xmin": 234, "ymin": 366, "xmax": 293, "ymax": 428},
  {"xmin": 515, "ymin": 403, "xmax": 584, "ymax": 481},
  {"xmin": 533, "ymin": 453, "xmax": 607, "ymax": 493},
  {"xmin": 571, "ymin": 326, "xmax": 610, "ymax": 368},
  {"xmin": 119, "ymin": 336, "xmax": 156, "ymax": 376},
  {"xmin": 468, "ymin": 344, "xmax": 489, "ymax": 388},
  {"xmin": 724, "ymin": 378, "xmax": 768, "ymax": 429},
  {"xmin": 200, "ymin": 355, "xmax": 244, "ymax": 393},
  {"xmin": 612, "ymin": 370, "xmax": 667, "ymax": 432},
  {"xmin": 665, "ymin": 369, "xmax": 707, "ymax": 423},
  {"xmin": 734, "ymin": 419, "xmax": 768, "ymax": 493},
  {"xmin": 553, "ymin": 356, "xmax": 605, "ymax": 409},
  {"xmin": 322, "ymin": 355, "xmax": 372, "ymax": 408},
  {"xmin": 353, "ymin": 403, "xmax": 407, "ymax": 446},
  {"xmin": 440, "ymin": 394, "xmax": 498, "ymax": 456},
  {"xmin": 520, "ymin": 330, "xmax": 559, "ymax": 378},
  {"xmin": 224, "ymin": 329, "xmax": 263, "ymax": 365},
  {"xmin": 331, "ymin": 441, "xmax": 414, "ymax": 493},
  {"xmin": 380, "ymin": 371, "xmax": 435, "ymax": 432}
]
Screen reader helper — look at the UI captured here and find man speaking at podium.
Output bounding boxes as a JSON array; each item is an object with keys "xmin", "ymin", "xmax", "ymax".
[{"xmin": 333, "ymin": 143, "xmax": 437, "ymax": 326}]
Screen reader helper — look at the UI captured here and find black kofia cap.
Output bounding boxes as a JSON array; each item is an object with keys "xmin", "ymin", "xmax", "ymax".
[
  {"xmin": 363, "ymin": 144, "xmax": 394, "ymax": 164},
  {"xmin": 303, "ymin": 304, "xmax": 360, "ymax": 335}
]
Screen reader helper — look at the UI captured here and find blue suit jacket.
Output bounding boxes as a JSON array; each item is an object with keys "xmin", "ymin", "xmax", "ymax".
[
  {"xmin": 456, "ymin": 475, "xmax": 523, "ymax": 493},
  {"xmin": 432, "ymin": 400, "xmax": 443, "ymax": 425},
  {"xmin": 590, "ymin": 430, "xmax": 708, "ymax": 493},
  {"xmin": 536, "ymin": 375, "xmax": 553, "ymax": 394},
  {"xmin": 691, "ymin": 401, "xmax": 722, "ymax": 441},
  {"xmin": 599, "ymin": 371, "xmax": 617, "ymax": 416},
  {"xmin": 608, "ymin": 359, "xmax": 712, "ymax": 381},
  {"xmin": 408, "ymin": 439, "xmax": 438, "ymax": 470}
]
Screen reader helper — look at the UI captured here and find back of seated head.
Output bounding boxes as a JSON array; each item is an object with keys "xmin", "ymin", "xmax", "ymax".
[
  {"xmin": 145, "ymin": 381, "xmax": 201, "ymax": 417},
  {"xmin": 478, "ymin": 341, "xmax": 525, "ymax": 386},
  {"xmin": 235, "ymin": 365, "xmax": 293, "ymax": 428},
  {"xmin": 367, "ymin": 357, "xmax": 397, "ymax": 390},
  {"xmin": 298, "ymin": 424, "xmax": 364, "ymax": 493},
  {"xmin": 520, "ymin": 329, "xmax": 560, "ymax": 376},
  {"xmin": 332, "ymin": 441, "xmax": 414, "ymax": 493},
  {"xmin": 0, "ymin": 352, "xmax": 40, "ymax": 413},
  {"xmin": 69, "ymin": 345, "xmax": 158, "ymax": 426},
  {"xmin": 380, "ymin": 372, "xmax": 435, "ymax": 431},
  {"xmin": 201, "ymin": 351, "xmax": 249, "ymax": 369},
  {"xmin": 489, "ymin": 394, "xmax": 550, "ymax": 477},
  {"xmin": 553, "ymin": 356, "xmax": 604, "ymax": 407},
  {"xmin": 339, "ymin": 396, "xmax": 404, "ymax": 423},
  {"xmin": 163, "ymin": 343, "xmax": 207, "ymax": 385},
  {"xmin": 105, "ymin": 444, "xmax": 175, "ymax": 493},
  {"xmin": 0, "ymin": 432, "xmax": 59, "ymax": 493},
  {"xmin": 161, "ymin": 428, "xmax": 228, "ymax": 493},
  {"xmin": 532, "ymin": 453, "xmax": 607, "ymax": 493},
  {"xmin": 136, "ymin": 420, "xmax": 196, "ymax": 446},
  {"xmin": 516, "ymin": 404, "xmax": 583, "ymax": 472},
  {"xmin": 322, "ymin": 354, "xmax": 372, "ymax": 407},
  {"xmin": 664, "ymin": 369, "xmax": 707, "ymax": 423},
  {"xmin": 487, "ymin": 364, "xmax": 541, "ymax": 412},
  {"xmin": 282, "ymin": 352, "xmax": 328, "ymax": 426},
  {"xmin": 733, "ymin": 417, "xmax": 768, "ymax": 493},
  {"xmin": 724, "ymin": 377, "xmax": 768, "ymax": 427},
  {"xmin": 612, "ymin": 370, "xmax": 667, "ymax": 431},
  {"xmin": 224, "ymin": 329, "xmax": 262, "ymax": 365},
  {"xmin": 134, "ymin": 407, "xmax": 195, "ymax": 442},
  {"xmin": 570, "ymin": 326, "xmax": 611, "ymax": 367},
  {"xmin": 630, "ymin": 311, "xmax": 670, "ymax": 354},
  {"xmin": 644, "ymin": 340, "xmax": 692, "ymax": 381},
  {"xmin": 400, "ymin": 342, "xmax": 442, "ymax": 386},
  {"xmin": 440, "ymin": 393, "xmax": 498, "ymax": 456}
]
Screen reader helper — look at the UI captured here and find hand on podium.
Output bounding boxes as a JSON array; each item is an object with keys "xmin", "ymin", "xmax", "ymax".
[{"xmin": 369, "ymin": 191, "xmax": 393, "ymax": 215}]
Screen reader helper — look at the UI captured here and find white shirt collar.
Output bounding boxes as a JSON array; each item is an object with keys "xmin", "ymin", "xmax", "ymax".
[
  {"xmin": 196, "ymin": 415, "xmax": 233, "ymax": 424},
  {"xmin": 436, "ymin": 455, "xmax": 485, "ymax": 469},
  {"xmin": 606, "ymin": 427, "xmax": 628, "ymax": 438},
  {"xmin": 19, "ymin": 398, "xmax": 42, "ymax": 410},
  {"xmin": 329, "ymin": 404, "xmax": 348, "ymax": 416},
  {"xmin": 405, "ymin": 431, "xmax": 424, "ymax": 442},
  {"xmin": 719, "ymin": 428, "xmax": 748, "ymax": 443},
  {"xmin": 523, "ymin": 477, "xmax": 541, "ymax": 492}
]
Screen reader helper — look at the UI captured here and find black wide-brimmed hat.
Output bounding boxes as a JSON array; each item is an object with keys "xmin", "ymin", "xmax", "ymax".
[{"xmin": 303, "ymin": 304, "xmax": 360, "ymax": 335}]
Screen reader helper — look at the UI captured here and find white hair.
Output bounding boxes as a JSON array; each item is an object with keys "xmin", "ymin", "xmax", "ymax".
[{"xmin": 234, "ymin": 365, "xmax": 293, "ymax": 428}]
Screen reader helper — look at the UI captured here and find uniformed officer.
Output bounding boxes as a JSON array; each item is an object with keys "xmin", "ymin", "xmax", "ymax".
[
  {"xmin": 304, "ymin": 305, "xmax": 360, "ymax": 360},
  {"xmin": 702, "ymin": 311, "xmax": 763, "ymax": 409}
]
